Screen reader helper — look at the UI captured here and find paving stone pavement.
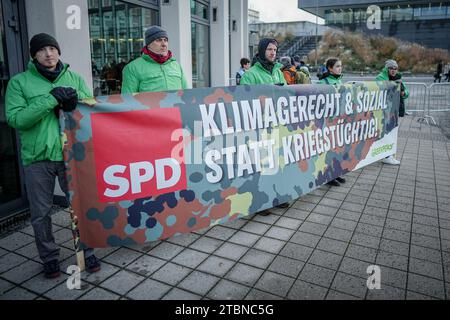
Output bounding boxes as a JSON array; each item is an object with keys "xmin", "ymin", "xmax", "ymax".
[{"xmin": 1, "ymin": 116, "xmax": 450, "ymax": 300}]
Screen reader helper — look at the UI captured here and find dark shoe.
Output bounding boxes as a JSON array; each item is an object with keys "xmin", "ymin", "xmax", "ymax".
[
  {"xmin": 276, "ymin": 203, "xmax": 290, "ymax": 209},
  {"xmin": 85, "ymin": 255, "xmax": 101, "ymax": 273},
  {"xmin": 336, "ymin": 177, "xmax": 346, "ymax": 184},
  {"xmin": 257, "ymin": 210, "xmax": 271, "ymax": 216},
  {"xmin": 44, "ymin": 260, "xmax": 61, "ymax": 279},
  {"xmin": 327, "ymin": 180, "xmax": 340, "ymax": 187}
]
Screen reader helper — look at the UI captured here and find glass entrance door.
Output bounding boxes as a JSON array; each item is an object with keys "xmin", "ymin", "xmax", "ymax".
[{"xmin": 0, "ymin": 0, "xmax": 27, "ymax": 220}]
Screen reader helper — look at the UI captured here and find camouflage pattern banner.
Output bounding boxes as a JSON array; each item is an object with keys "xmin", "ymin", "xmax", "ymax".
[{"xmin": 62, "ymin": 81, "xmax": 400, "ymax": 248}]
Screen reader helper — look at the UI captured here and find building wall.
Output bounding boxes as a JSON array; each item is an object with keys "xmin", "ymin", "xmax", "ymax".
[
  {"xmin": 25, "ymin": 0, "xmax": 248, "ymax": 90},
  {"xmin": 160, "ymin": 0, "xmax": 193, "ymax": 88},
  {"xmin": 249, "ymin": 21, "xmax": 329, "ymax": 38},
  {"xmin": 25, "ymin": 0, "xmax": 93, "ymax": 90}
]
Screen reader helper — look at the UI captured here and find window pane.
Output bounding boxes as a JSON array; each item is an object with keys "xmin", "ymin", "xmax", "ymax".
[
  {"xmin": 0, "ymin": 5, "xmax": 22, "ymax": 205},
  {"xmin": 191, "ymin": 22, "xmax": 210, "ymax": 88},
  {"xmin": 88, "ymin": 0, "xmax": 159, "ymax": 95}
]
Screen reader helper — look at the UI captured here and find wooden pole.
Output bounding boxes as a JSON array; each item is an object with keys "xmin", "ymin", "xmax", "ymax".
[{"xmin": 69, "ymin": 207, "xmax": 85, "ymax": 271}]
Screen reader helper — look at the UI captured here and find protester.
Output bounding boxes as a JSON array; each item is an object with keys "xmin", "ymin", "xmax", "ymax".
[
  {"xmin": 318, "ymin": 58, "xmax": 347, "ymax": 187},
  {"xmin": 236, "ymin": 58, "xmax": 251, "ymax": 85},
  {"xmin": 240, "ymin": 38, "xmax": 288, "ymax": 214},
  {"xmin": 279, "ymin": 56, "xmax": 299, "ymax": 85},
  {"xmin": 434, "ymin": 60, "xmax": 443, "ymax": 83},
  {"xmin": 240, "ymin": 38, "xmax": 286, "ymax": 86},
  {"xmin": 122, "ymin": 26, "xmax": 188, "ymax": 93},
  {"xmin": 297, "ymin": 66, "xmax": 312, "ymax": 84},
  {"xmin": 5, "ymin": 33, "xmax": 101, "ymax": 279},
  {"xmin": 375, "ymin": 59, "xmax": 409, "ymax": 165},
  {"xmin": 292, "ymin": 55, "xmax": 306, "ymax": 71}
]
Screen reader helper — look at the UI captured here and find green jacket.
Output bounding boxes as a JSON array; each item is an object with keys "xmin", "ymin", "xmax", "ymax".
[
  {"xmin": 375, "ymin": 67, "xmax": 409, "ymax": 99},
  {"xmin": 6, "ymin": 61, "xmax": 92, "ymax": 166},
  {"xmin": 318, "ymin": 73, "xmax": 343, "ymax": 85},
  {"xmin": 121, "ymin": 54, "xmax": 188, "ymax": 93},
  {"xmin": 240, "ymin": 62, "xmax": 287, "ymax": 85}
]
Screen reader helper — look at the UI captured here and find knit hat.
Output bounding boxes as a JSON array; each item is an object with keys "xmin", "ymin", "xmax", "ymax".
[
  {"xmin": 145, "ymin": 26, "xmax": 168, "ymax": 46},
  {"xmin": 385, "ymin": 59, "xmax": 398, "ymax": 69},
  {"xmin": 280, "ymin": 56, "xmax": 292, "ymax": 67},
  {"xmin": 30, "ymin": 33, "xmax": 61, "ymax": 58}
]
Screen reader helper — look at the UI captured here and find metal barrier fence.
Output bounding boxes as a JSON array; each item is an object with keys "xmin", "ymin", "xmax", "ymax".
[
  {"xmin": 224, "ymin": 80, "xmax": 449, "ymax": 127},
  {"xmin": 427, "ymin": 83, "xmax": 450, "ymax": 127},
  {"xmin": 346, "ymin": 81, "xmax": 450, "ymax": 126}
]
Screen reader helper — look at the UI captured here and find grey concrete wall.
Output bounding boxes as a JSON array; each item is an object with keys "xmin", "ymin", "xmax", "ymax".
[{"xmin": 25, "ymin": 0, "xmax": 93, "ymax": 90}]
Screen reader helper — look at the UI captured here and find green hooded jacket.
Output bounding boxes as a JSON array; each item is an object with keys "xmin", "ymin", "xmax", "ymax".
[
  {"xmin": 121, "ymin": 54, "xmax": 188, "ymax": 93},
  {"xmin": 240, "ymin": 62, "xmax": 287, "ymax": 85},
  {"xmin": 318, "ymin": 73, "xmax": 343, "ymax": 85},
  {"xmin": 5, "ymin": 61, "xmax": 92, "ymax": 166},
  {"xmin": 375, "ymin": 67, "xmax": 409, "ymax": 99}
]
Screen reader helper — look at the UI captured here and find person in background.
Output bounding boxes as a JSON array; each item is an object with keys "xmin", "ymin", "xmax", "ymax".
[
  {"xmin": 319, "ymin": 58, "xmax": 347, "ymax": 187},
  {"xmin": 297, "ymin": 66, "xmax": 312, "ymax": 84},
  {"xmin": 292, "ymin": 55, "xmax": 305, "ymax": 71},
  {"xmin": 434, "ymin": 60, "xmax": 443, "ymax": 83},
  {"xmin": 236, "ymin": 58, "xmax": 250, "ymax": 85},
  {"xmin": 279, "ymin": 56, "xmax": 299, "ymax": 85},
  {"xmin": 375, "ymin": 59, "xmax": 409, "ymax": 165}
]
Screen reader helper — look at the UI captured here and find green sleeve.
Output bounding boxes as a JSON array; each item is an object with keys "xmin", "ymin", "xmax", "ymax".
[
  {"xmin": 402, "ymin": 82, "xmax": 409, "ymax": 100},
  {"xmin": 5, "ymin": 78, "xmax": 58, "ymax": 130},
  {"xmin": 77, "ymin": 74, "xmax": 93, "ymax": 99},
  {"xmin": 121, "ymin": 65, "xmax": 139, "ymax": 94},
  {"xmin": 180, "ymin": 66, "xmax": 189, "ymax": 90},
  {"xmin": 239, "ymin": 71, "xmax": 254, "ymax": 85},
  {"xmin": 278, "ymin": 70, "xmax": 287, "ymax": 85}
]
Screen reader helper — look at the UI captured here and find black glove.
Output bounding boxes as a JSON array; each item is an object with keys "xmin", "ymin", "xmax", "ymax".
[
  {"xmin": 61, "ymin": 95, "xmax": 79, "ymax": 112},
  {"xmin": 50, "ymin": 87, "xmax": 77, "ymax": 104}
]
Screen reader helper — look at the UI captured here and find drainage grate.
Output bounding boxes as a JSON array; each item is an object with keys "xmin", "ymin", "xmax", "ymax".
[{"xmin": 0, "ymin": 210, "xmax": 30, "ymax": 236}]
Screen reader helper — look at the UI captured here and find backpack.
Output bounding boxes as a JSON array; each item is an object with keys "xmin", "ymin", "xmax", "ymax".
[
  {"xmin": 317, "ymin": 65, "xmax": 327, "ymax": 79},
  {"xmin": 282, "ymin": 66, "xmax": 298, "ymax": 85}
]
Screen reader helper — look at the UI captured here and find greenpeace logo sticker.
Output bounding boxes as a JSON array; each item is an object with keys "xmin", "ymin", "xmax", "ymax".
[
  {"xmin": 91, "ymin": 108, "xmax": 186, "ymax": 202},
  {"xmin": 371, "ymin": 143, "xmax": 394, "ymax": 157}
]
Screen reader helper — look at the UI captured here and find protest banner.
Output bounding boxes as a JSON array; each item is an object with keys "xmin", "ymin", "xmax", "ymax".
[{"xmin": 62, "ymin": 81, "xmax": 400, "ymax": 248}]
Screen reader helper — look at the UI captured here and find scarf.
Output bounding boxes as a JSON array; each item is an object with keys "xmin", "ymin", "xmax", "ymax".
[
  {"xmin": 33, "ymin": 60, "xmax": 64, "ymax": 82},
  {"xmin": 141, "ymin": 47, "xmax": 173, "ymax": 64}
]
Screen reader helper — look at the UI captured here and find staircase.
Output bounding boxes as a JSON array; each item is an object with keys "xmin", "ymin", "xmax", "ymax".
[{"xmin": 277, "ymin": 35, "xmax": 322, "ymax": 60}]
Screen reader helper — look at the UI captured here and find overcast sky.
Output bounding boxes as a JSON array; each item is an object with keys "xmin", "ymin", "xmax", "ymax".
[{"xmin": 248, "ymin": 0, "xmax": 324, "ymax": 24}]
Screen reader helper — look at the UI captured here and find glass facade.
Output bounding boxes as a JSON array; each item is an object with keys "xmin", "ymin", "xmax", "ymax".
[
  {"xmin": 0, "ymin": 0, "xmax": 27, "ymax": 219},
  {"xmin": 191, "ymin": 0, "xmax": 210, "ymax": 88},
  {"xmin": 0, "ymin": 4, "xmax": 21, "ymax": 207},
  {"xmin": 324, "ymin": 2, "xmax": 450, "ymax": 25},
  {"xmin": 88, "ymin": 0, "xmax": 159, "ymax": 94}
]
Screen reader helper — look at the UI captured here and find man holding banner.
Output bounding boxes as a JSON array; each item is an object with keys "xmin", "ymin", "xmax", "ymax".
[
  {"xmin": 5, "ymin": 33, "xmax": 101, "ymax": 279},
  {"xmin": 240, "ymin": 38, "xmax": 290, "ymax": 214},
  {"xmin": 121, "ymin": 26, "xmax": 188, "ymax": 93},
  {"xmin": 240, "ymin": 38, "xmax": 286, "ymax": 87}
]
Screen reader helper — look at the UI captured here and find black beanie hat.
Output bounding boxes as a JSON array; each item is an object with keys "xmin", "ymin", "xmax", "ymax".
[
  {"xmin": 30, "ymin": 33, "xmax": 61, "ymax": 58},
  {"xmin": 145, "ymin": 26, "xmax": 168, "ymax": 46}
]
